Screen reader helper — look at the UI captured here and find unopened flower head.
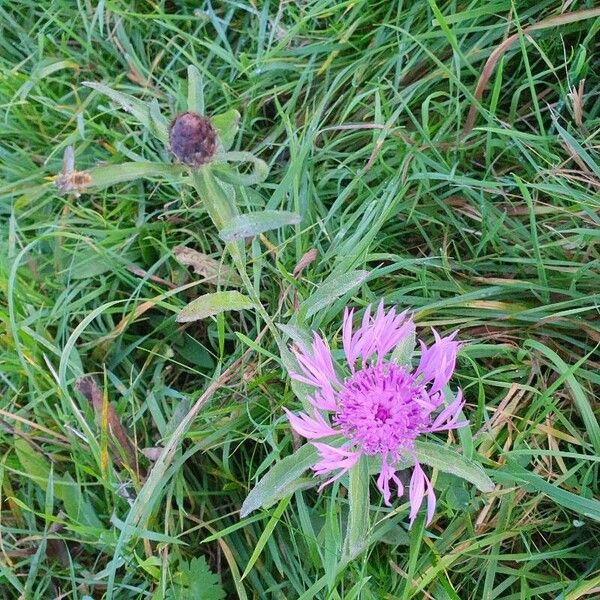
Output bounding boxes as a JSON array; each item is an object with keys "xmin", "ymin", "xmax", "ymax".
[
  {"xmin": 169, "ymin": 111, "xmax": 217, "ymax": 167},
  {"xmin": 285, "ymin": 302, "xmax": 466, "ymax": 525}
]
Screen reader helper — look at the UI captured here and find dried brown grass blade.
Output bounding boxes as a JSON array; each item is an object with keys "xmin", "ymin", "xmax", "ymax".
[
  {"xmin": 462, "ymin": 8, "xmax": 600, "ymax": 138},
  {"xmin": 293, "ymin": 248, "xmax": 318, "ymax": 278},
  {"xmin": 75, "ymin": 376, "xmax": 141, "ymax": 475}
]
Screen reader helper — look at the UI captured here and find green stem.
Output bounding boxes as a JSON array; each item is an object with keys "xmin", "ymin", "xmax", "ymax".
[{"xmin": 190, "ymin": 167, "xmax": 286, "ymax": 355}]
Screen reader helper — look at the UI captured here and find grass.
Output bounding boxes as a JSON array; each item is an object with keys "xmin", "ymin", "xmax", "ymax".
[{"xmin": 1, "ymin": 1, "xmax": 600, "ymax": 598}]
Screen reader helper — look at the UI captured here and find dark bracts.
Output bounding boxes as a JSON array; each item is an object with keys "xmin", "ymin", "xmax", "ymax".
[{"xmin": 169, "ymin": 111, "xmax": 217, "ymax": 166}]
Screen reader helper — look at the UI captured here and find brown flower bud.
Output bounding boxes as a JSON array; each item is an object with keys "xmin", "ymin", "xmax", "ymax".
[{"xmin": 169, "ymin": 112, "xmax": 217, "ymax": 167}]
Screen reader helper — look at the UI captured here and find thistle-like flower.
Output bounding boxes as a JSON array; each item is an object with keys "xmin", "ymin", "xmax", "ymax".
[{"xmin": 285, "ymin": 303, "xmax": 466, "ymax": 525}]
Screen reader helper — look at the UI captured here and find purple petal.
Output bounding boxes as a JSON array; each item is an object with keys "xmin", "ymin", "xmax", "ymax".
[
  {"xmin": 377, "ymin": 462, "xmax": 393, "ymax": 506},
  {"xmin": 342, "ymin": 307, "xmax": 356, "ymax": 371},
  {"xmin": 378, "ymin": 314, "xmax": 415, "ymax": 364},
  {"xmin": 311, "ymin": 334, "xmax": 339, "ymax": 383},
  {"xmin": 289, "ymin": 370, "xmax": 321, "ymax": 387},
  {"xmin": 343, "ymin": 305, "xmax": 371, "ymax": 369},
  {"xmin": 344, "ymin": 302, "xmax": 417, "ymax": 367},
  {"xmin": 289, "ymin": 373, "xmax": 337, "ymax": 410},
  {"xmin": 369, "ymin": 303, "xmax": 404, "ymax": 363},
  {"xmin": 408, "ymin": 461, "xmax": 436, "ymax": 526},
  {"xmin": 291, "ymin": 334, "xmax": 340, "ymax": 406},
  {"xmin": 415, "ymin": 329, "xmax": 460, "ymax": 394},
  {"xmin": 408, "ymin": 462, "xmax": 425, "ymax": 524},
  {"xmin": 311, "ymin": 443, "xmax": 360, "ymax": 488},
  {"xmin": 376, "ymin": 455, "xmax": 405, "ymax": 506},
  {"xmin": 284, "ymin": 408, "xmax": 338, "ymax": 439},
  {"xmin": 311, "ymin": 392, "xmax": 338, "ymax": 412},
  {"xmin": 426, "ymin": 480, "xmax": 436, "ymax": 525},
  {"xmin": 426, "ymin": 390, "xmax": 469, "ymax": 433}
]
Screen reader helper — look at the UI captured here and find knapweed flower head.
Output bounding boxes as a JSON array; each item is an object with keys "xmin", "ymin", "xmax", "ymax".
[
  {"xmin": 285, "ymin": 302, "xmax": 467, "ymax": 526},
  {"xmin": 169, "ymin": 111, "xmax": 218, "ymax": 167}
]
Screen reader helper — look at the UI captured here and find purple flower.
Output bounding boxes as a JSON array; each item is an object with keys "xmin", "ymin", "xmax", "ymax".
[{"xmin": 284, "ymin": 302, "xmax": 467, "ymax": 526}]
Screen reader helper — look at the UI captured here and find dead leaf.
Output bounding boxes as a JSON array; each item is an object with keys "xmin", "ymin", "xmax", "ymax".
[
  {"xmin": 46, "ymin": 513, "xmax": 70, "ymax": 568},
  {"xmin": 174, "ymin": 246, "xmax": 242, "ymax": 287},
  {"xmin": 293, "ymin": 248, "xmax": 318, "ymax": 278},
  {"xmin": 75, "ymin": 376, "xmax": 143, "ymax": 477},
  {"xmin": 127, "ymin": 264, "xmax": 176, "ymax": 289}
]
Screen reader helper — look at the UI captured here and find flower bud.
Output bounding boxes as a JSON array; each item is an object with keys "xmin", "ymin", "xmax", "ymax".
[{"xmin": 169, "ymin": 111, "xmax": 217, "ymax": 167}]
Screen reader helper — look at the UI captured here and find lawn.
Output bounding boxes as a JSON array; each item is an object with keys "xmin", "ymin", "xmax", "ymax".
[{"xmin": 1, "ymin": 1, "xmax": 600, "ymax": 599}]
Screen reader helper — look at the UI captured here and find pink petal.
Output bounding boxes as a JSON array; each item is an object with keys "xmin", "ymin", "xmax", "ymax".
[
  {"xmin": 343, "ymin": 306, "xmax": 371, "ymax": 369},
  {"xmin": 311, "ymin": 443, "xmax": 360, "ymax": 488},
  {"xmin": 313, "ymin": 335, "xmax": 339, "ymax": 378},
  {"xmin": 408, "ymin": 462, "xmax": 436, "ymax": 526},
  {"xmin": 376, "ymin": 455, "xmax": 405, "ymax": 506},
  {"xmin": 284, "ymin": 408, "xmax": 338, "ymax": 439},
  {"xmin": 408, "ymin": 462, "xmax": 425, "ymax": 524},
  {"xmin": 378, "ymin": 316, "xmax": 414, "ymax": 364},
  {"xmin": 319, "ymin": 391, "xmax": 337, "ymax": 410},
  {"xmin": 377, "ymin": 464, "xmax": 393, "ymax": 506},
  {"xmin": 370, "ymin": 303, "xmax": 410, "ymax": 364},
  {"xmin": 289, "ymin": 370, "xmax": 321, "ymax": 387},
  {"xmin": 426, "ymin": 480, "xmax": 436, "ymax": 525},
  {"xmin": 342, "ymin": 307, "xmax": 356, "ymax": 371},
  {"xmin": 311, "ymin": 334, "xmax": 339, "ymax": 382},
  {"xmin": 312, "ymin": 442, "xmax": 358, "ymax": 464},
  {"xmin": 344, "ymin": 302, "xmax": 417, "ymax": 368},
  {"xmin": 291, "ymin": 336, "xmax": 340, "ymax": 406},
  {"xmin": 415, "ymin": 329, "xmax": 460, "ymax": 394},
  {"xmin": 426, "ymin": 390, "xmax": 469, "ymax": 433},
  {"xmin": 289, "ymin": 373, "xmax": 337, "ymax": 410},
  {"xmin": 359, "ymin": 304, "xmax": 377, "ymax": 363},
  {"xmin": 311, "ymin": 392, "xmax": 338, "ymax": 412},
  {"xmin": 361, "ymin": 304, "xmax": 372, "ymax": 331}
]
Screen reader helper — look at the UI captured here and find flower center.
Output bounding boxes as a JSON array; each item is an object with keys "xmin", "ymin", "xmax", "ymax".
[
  {"xmin": 374, "ymin": 405, "xmax": 391, "ymax": 423},
  {"xmin": 335, "ymin": 363, "xmax": 430, "ymax": 455}
]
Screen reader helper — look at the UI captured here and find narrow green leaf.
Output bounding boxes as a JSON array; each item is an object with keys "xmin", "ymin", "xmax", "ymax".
[
  {"xmin": 14, "ymin": 437, "xmax": 53, "ymax": 489},
  {"xmin": 110, "ymin": 515, "xmax": 184, "ymax": 544},
  {"xmin": 277, "ymin": 323, "xmax": 313, "ymax": 348},
  {"xmin": 84, "ymin": 81, "xmax": 149, "ymax": 126},
  {"xmin": 191, "ymin": 168, "xmax": 237, "ymax": 231},
  {"xmin": 187, "ymin": 64, "xmax": 204, "ymax": 115},
  {"xmin": 213, "ymin": 151, "xmax": 269, "ymax": 186},
  {"xmin": 14, "ymin": 438, "xmax": 102, "ymax": 528},
  {"xmin": 370, "ymin": 513, "xmax": 411, "ymax": 547},
  {"xmin": 212, "ymin": 109, "xmax": 240, "ymax": 152},
  {"xmin": 18, "ymin": 59, "xmax": 78, "ymax": 100},
  {"xmin": 495, "ymin": 461, "xmax": 600, "ymax": 522},
  {"xmin": 563, "ymin": 572, "xmax": 600, "ymax": 600},
  {"xmin": 414, "ymin": 440, "xmax": 494, "ymax": 493},
  {"xmin": 343, "ymin": 455, "xmax": 370, "ymax": 560},
  {"xmin": 219, "ymin": 210, "xmax": 301, "ymax": 243},
  {"xmin": 176, "ymin": 291, "xmax": 254, "ymax": 323},
  {"xmin": 553, "ymin": 118, "xmax": 600, "ymax": 179},
  {"xmin": 302, "ymin": 270, "xmax": 369, "ymax": 319},
  {"xmin": 241, "ymin": 443, "xmax": 319, "ymax": 517},
  {"xmin": 525, "ymin": 339, "xmax": 600, "ymax": 455},
  {"xmin": 89, "ymin": 162, "xmax": 184, "ymax": 189},
  {"xmin": 60, "ymin": 473, "xmax": 103, "ymax": 528},
  {"xmin": 149, "ymin": 99, "xmax": 169, "ymax": 143},
  {"xmin": 241, "ymin": 496, "xmax": 290, "ymax": 580}
]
